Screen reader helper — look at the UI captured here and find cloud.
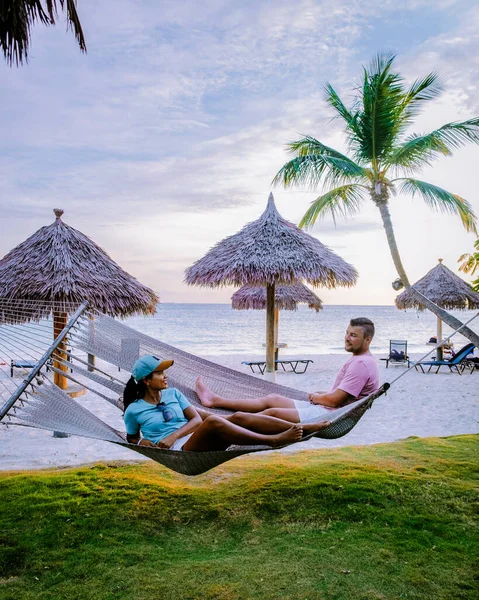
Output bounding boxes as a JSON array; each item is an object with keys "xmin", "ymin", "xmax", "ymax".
[{"xmin": 1, "ymin": 0, "xmax": 478, "ymax": 304}]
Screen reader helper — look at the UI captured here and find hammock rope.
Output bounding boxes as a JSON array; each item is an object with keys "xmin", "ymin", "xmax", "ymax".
[{"xmin": 0, "ymin": 298, "xmax": 393, "ymax": 475}]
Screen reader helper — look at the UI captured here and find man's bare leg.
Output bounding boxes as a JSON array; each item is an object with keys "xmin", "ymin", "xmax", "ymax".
[
  {"xmin": 195, "ymin": 376, "xmax": 296, "ymax": 412},
  {"xmin": 183, "ymin": 414, "xmax": 303, "ymax": 452}
]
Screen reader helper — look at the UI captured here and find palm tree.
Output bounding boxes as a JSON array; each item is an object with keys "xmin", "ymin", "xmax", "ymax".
[
  {"xmin": 0, "ymin": 0, "xmax": 86, "ymax": 66},
  {"xmin": 273, "ymin": 53, "xmax": 479, "ymax": 347},
  {"xmin": 459, "ymin": 239, "xmax": 479, "ymax": 292}
]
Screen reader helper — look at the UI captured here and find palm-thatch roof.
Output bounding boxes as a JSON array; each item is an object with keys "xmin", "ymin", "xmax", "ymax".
[
  {"xmin": 185, "ymin": 193, "xmax": 358, "ymax": 288},
  {"xmin": 395, "ymin": 259, "xmax": 479, "ymax": 311},
  {"xmin": 232, "ymin": 283, "xmax": 322, "ymax": 312},
  {"xmin": 0, "ymin": 209, "xmax": 158, "ymax": 320}
]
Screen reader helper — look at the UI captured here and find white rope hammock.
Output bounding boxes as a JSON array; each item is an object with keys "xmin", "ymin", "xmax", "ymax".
[{"xmin": 5, "ymin": 299, "xmax": 475, "ymax": 475}]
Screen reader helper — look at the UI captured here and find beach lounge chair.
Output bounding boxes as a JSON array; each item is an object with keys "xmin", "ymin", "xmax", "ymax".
[
  {"xmin": 381, "ymin": 340, "xmax": 409, "ymax": 368},
  {"xmin": 241, "ymin": 359, "xmax": 313, "ymax": 375},
  {"xmin": 10, "ymin": 359, "xmax": 36, "ymax": 377},
  {"xmin": 11, "ymin": 350, "xmax": 73, "ymax": 377},
  {"xmin": 462, "ymin": 356, "xmax": 479, "ymax": 374},
  {"xmin": 413, "ymin": 343, "xmax": 475, "ymax": 374}
]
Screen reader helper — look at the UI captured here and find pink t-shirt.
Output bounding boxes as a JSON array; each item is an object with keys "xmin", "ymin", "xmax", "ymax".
[{"xmin": 329, "ymin": 352, "xmax": 379, "ymax": 400}]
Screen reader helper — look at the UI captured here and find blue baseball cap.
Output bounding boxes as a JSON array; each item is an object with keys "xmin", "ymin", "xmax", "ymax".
[{"xmin": 131, "ymin": 355, "xmax": 174, "ymax": 382}]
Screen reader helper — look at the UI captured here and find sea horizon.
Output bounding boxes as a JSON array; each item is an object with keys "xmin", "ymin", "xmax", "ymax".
[{"xmin": 124, "ymin": 303, "xmax": 477, "ymax": 357}]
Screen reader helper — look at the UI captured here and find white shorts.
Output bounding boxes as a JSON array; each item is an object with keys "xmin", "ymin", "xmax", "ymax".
[
  {"xmin": 293, "ymin": 399, "xmax": 333, "ymax": 423},
  {"xmin": 171, "ymin": 433, "xmax": 193, "ymax": 451}
]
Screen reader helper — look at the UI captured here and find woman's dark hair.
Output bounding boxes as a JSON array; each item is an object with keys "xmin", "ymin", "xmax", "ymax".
[{"xmin": 123, "ymin": 373, "xmax": 153, "ymax": 411}]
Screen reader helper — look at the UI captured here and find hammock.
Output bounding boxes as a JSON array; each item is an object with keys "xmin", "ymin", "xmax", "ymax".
[{"xmin": 0, "ymin": 299, "xmax": 389, "ymax": 475}]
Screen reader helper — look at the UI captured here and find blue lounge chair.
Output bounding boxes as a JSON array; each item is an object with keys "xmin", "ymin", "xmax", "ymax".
[
  {"xmin": 10, "ymin": 359, "xmax": 36, "ymax": 377},
  {"xmin": 413, "ymin": 343, "xmax": 475, "ymax": 375}
]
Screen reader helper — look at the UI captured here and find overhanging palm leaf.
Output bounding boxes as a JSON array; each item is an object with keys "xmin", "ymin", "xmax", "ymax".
[
  {"xmin": 396, "ymin": 178, "xmax": 478, "ymax": 235},
  {"xmin": 1, "ymin": 0, "xmax": 86, "ymax": 65},
  {"xmin": 299, "ymin": 185, "xmax": 367, "ymax": 228}
]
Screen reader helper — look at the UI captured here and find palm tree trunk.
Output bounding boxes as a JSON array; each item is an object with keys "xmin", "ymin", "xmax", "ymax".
[{"xmin": 376, "ymin": 200, "xmax": 479, "ymax": 348}]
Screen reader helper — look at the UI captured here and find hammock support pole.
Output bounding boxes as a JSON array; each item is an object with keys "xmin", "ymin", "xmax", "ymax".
[
  {"xmin": 53, "ymin": 311, "xmax": 68, "ymax": 390},
  {"xmin": 0, "ymin": 302, "xmax": 88, "ymax": 421},
  {"xmin": 87, "ymin": 313, "xmax": 96, "ymax": 372}
]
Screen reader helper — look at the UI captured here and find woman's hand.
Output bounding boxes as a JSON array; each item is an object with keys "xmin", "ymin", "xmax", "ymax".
[
  {"xmin": 156, "ymin": 434, "xmax": 177, "ymax": 449},
  {"xmin": 138, "ymin": 439, "xmax": 156, "ymax": 447}
]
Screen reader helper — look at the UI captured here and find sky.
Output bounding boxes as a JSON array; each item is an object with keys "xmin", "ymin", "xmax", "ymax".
[{"xmin": 1, "ymin": 0, "xmax": 478, "ymax": 305}]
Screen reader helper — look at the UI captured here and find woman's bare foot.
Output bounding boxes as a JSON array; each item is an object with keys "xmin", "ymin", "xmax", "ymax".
[
  {"xmin": 270, "ymin": 424, "xmax": 303, "ymax": 448},
  {"xmin": 195, "ymin": 376, "xmax": 216, "ymax": 408}
]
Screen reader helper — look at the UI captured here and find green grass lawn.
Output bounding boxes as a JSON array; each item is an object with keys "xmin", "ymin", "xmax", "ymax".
[{"xmin": 0, "ymin": 435, "xmax": 477, "ymax": 600}]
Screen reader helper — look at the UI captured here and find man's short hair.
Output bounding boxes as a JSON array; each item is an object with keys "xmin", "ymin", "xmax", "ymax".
[{"xmin": 350, "ymin": 317, "xmax": 375, "ymax": 339}]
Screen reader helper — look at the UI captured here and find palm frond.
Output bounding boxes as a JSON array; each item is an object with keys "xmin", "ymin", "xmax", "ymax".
[
  {"xmin": 458, "ymin": 253, "xmax": 479, "ymax": 276},
  {"xmin": 324, "ymin": 84, "xmax": 361, "ymax": 141},
  {"xmin": 354, "ymin": 52, "xmax": 407, "ymax": 164},
  {"xmin": 432, "ymin": 118, "xmax": 479, "ymax": 147},
  {"xmin": 387, "ymin": 118, "xmax": 479, "ymax": 172},
  {"xmin": 288, "ymin": 136, "xmax": 356, "ymax": 161},
  {"xmin": 400, "ymin": 72, "xmax": 442, "ymax": 120},
  {"xmin": 1, "ymin": 0, "xmax": 86, "ymax": 66},
  {"xmin": 273, "ymin": 152, "xmax": 367, "ymax": 190},
  {"xmin": 324, "ymin": 83, "xmax": 355, "ymax": 125},
  {"xmin": 397, "ymin": 178, "xmax": 478, "ymax": 235},
  {"xmin": 458, "ymin": 239, "xmax": 479, "ymax": 275},
  {"xmin": 299, "ymin": 185, "xmax": 367, "ymax": 229},
  {"xmin": 387, "ymin": 133, "xmax": 451, "ymax": 172}
]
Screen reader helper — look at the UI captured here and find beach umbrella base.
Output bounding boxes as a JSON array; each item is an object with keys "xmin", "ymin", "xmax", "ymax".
[{"xmin": 66, "ymin": 384, "xmax": 87, "ymax": 399}]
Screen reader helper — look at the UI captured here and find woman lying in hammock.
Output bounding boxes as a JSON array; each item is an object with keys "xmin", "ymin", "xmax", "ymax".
[{"xmin": 123, "ymin": 355, "xmax": 330, "ymax": 452}]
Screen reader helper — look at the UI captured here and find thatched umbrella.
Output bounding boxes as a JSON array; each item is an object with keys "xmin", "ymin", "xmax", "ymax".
[
  {"xmin": 396, "ymin": 258, "xmax": 479, "ymax": 360},
  {"xmin": 232, "ymin": 283, "xmax": 322, "ymax": 312},
  {"xmin": 185, "ymin": 193, "xmax": 357, "ymax": 374},
  {"xmin": 0, "ymin": 209, "xmax": 158, "ymax": 390},
  {"xmin": 232, "ymin": 283, "xmax": 322, "ymax": 367}
]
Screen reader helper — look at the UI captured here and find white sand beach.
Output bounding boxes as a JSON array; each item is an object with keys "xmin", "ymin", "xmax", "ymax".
[{"xmin": 1, "ymin": 351, "xmax": 477, "ymax": 472}]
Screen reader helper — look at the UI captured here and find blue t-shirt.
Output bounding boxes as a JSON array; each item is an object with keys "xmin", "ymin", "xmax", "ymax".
[{"xmin": 124, "ymin": 388, "xmax": 192, "ymax": 444}]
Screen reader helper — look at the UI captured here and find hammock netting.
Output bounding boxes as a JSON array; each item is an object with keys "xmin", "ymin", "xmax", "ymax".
[{"xmin": 0, "ymin": 299, "xmax": 386, "ymax": 475}]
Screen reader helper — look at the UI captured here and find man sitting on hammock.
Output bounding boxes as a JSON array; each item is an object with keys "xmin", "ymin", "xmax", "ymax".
[{"xmin": 195, "ymin": 317, "xmax": 379, "ymax": 425}]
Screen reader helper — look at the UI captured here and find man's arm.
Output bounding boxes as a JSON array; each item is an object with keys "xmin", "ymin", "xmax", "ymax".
[{"xmin": 309, "ymin": 388, "xmax": 350, "ymax": 408}]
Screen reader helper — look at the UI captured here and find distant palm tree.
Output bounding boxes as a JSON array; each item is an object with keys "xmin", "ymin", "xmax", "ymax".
[
  {"xmin": 1, "ymin": 0, "xmax": 86, "ymax": 65},
  {"xmin": 274, "ymin": 53, "xmax": 479, "ymax": 347},
  {"xmin": 459, "ymin": 239, "xmax": 479, "ymax": 292}
]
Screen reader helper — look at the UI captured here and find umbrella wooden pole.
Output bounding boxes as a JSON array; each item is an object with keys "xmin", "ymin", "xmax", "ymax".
[
  {"xmin": 265, "ymin": 283, "xmax": 276, "ymax": 373},
  {"xmin": 274, "ymin": 307, "xmax": 279, "ymax": 371},
  {"xmin": 53, "ymin": 311, "xmax": 68, "ymax": 390},
  {"xmin": 436, "ymin": 317, "xmax": 443, "ymax": 361}
]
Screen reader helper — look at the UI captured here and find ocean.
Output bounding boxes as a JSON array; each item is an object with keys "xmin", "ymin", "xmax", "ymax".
[{"xmin": 124, "ymin": 304, "xmax": 478, "ymax": 357}]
